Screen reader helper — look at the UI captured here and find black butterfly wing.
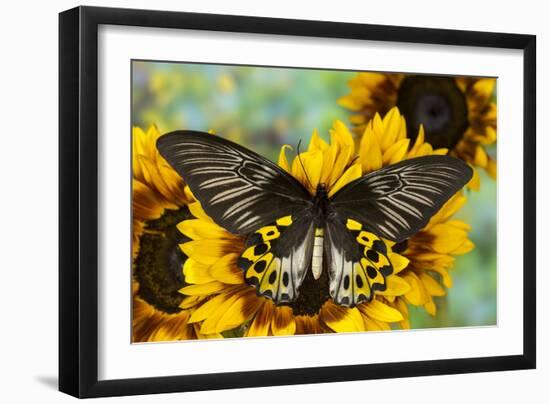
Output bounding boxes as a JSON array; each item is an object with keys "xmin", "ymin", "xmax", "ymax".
[
  {"xmin": 238, "ymin": 214, "xmax": 315, "ymax": 303},
  {"xmin": 330, "ymin": 155, "xmax": 473, "ymax": 243},
  {"xmin": 157, "ymin": 131, "xmax": 312, "ymax": 235},
  {"xmin": 325, "ymin": 217, "xmax": 393, "ymax": 307}
]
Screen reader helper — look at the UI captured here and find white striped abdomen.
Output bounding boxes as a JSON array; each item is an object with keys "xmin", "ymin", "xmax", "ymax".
[{"xmin": 311, "ymin": 228, "xmax": 324, "ymax": 279}]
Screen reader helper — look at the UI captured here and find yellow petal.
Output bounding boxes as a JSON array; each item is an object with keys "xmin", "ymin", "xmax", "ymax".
[
  {"xmin": 179, "ymin": 281, "xmax": 228, "ymax": 296},
  {"xmin": 394, "ymin": 298, "xmax": 411, "ymax": 329},
  {"xmin": 328, "ymin": 163, "xmax": 362, "ymax": 197},
  {"xmin": 327, "ymin": 145, "xmax": 353, "ymax": 187},
  {"xmin": 295, "ymin": 315, "xmax": 322, "ymax": 335},
  {"xmin": 428, "ymin": 223, "xmax": 469, "ymax": 253},
  {"xmin": 246, "ymin": 301, "xmax": 273, "ymax": 337},
  {"xmin": 468, "ymin": 167, "xmax": 480, "ymax": 191},
  {"xmin": 378, "ymin": 275, "xmax": 411, "ymax": 296},
  {"xmin": 177, "ymin": 219, "xmax": 230, "ymax": 241},
  {"xmin": 183, "ymin": 259, "xmax": 215, "ymax": 284},
  {"xmin": 308, "ymin": 128, "xmax": 328, "ymax": 151},
  {"xmin": 184, "ymin": 185, "xmax": 195, "ymax": 202},
  {"xmin": 178, "ymin": 295, "xmax": 203, "ymax": 309},
  {"xmin": 473, "ymin": 145, "xmax": 489, "ymax": 168},
  {"xmin": 381, "ymin": 107, "xmax": 402, "ymax": 150},
  {"xmin": 365, "ymin": 317, "xmax": 391, "ymax": 331},
  {"xmin": 471, "ymin": 78, "xmax": 495, "ymax": 105},
  {"xmin": 388, "ymin": 252, "xmax": 410, "ymax": 274},
  {"xmin": 358, "ymin": 72, "xmax": 387, "ymax": 88},
  {"xmin": 291, "ymin": 150, "xmax": 323, "ymax": 192},
  {"xmin": 408, "ymin": 125, "xmax": 425, "ymax": 157},
  {"xmin": 188, "ymin": 201, "xmax": 214, "ymax": 222},
  {"xmin": 209, "ymin": 253, "xmax": 244, "ymax": 284},
  {"xmin": 430, "ymin": 267, "xmax": 453, "ymax": 289},
  {"xmin": 403, "ymin": 272, "xmax": 428, "ymax": 306},
  {"xmin": 179, "ymin": 239, "xmax": 236, "ymax": 264},
  {"xmin": 359, "ymin": 124, "xmax": 383, "ymax": 172},
  {"xmin": 337, "ymin": 94, "xmax": 361, "ymax": 111},
  {"xmin": 432, "ymin": 147, "xmax": 449, "ymax": 155},
  {"xmin": 199, "ymin": 289, "xmax": 248, "ymax": 334},
  {"xmin": 359, "ymin": 299, "xmax": 403, "ymax": 322},
  {"xmin": 415, "ymin": 143, "xmax": 435, "ymax": 157},
  {"xmin": 383, "ymin": 138, "xmax": 410, "ymax": 165},
  {"xmin": 188, "ymin": 292, "xmax": 232, "ymax": 323},
  {"xmin": 424, "ymin": 298, "xmax": 437, "ymax": 316},
  {"xmin": 271, "ymin": 306, "xmax": 296, "ymax": 336},
  {"xmin": 215, "ymin": 291, "xmax": 263, "ymax": 333},
  {"xmin": 321, "ymin": 303, "xmax": 364, "ymax": 333},
  {"xmin": 452, "ymin": 239, "xmax": 475, "ymax": 255},
  {"xmin": 428, "ymin": 194, "xmax": 466, "ymax": 225},
  {"xmin": 419, "ymin": 273, "xmax": 446, "ymax": 296},
  {"xmin": 278, "ymin": 144, "xmax": 293, "ymax": 172},
  {"xmin": 331, "ymin": 120, "xmax": 355, "ymax": 148}
]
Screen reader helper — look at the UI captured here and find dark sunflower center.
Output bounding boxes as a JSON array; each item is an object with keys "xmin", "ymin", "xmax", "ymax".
[
  {"xmin": 396, "ymin": 75, "xmax": 468, "ymax": 150},
  {"xmin": 134, "ymin": 207, "xmax": 193, "ymax": 314},
  {"xmin": 285, "ymin": 266, "xmax": 331, "ymax": 316}
]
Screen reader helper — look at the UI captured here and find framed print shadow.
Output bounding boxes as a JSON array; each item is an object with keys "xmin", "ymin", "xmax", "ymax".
[{"xmin": 59, "ymin": 5, "xmax": 536, "ymax": 398}]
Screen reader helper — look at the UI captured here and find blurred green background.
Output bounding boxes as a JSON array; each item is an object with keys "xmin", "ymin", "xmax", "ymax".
[{"xmin": 132, "ymin": 60, "xmax": 497, "ymax": 329}]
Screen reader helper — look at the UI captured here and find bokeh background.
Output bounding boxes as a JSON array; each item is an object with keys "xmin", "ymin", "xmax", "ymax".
[{"xmin": 132, "ymin": 60, "xmax": 497, "ymax": 329}]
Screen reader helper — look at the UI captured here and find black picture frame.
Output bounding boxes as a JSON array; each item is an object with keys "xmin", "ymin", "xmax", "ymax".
[{"xmin": 59, "ymin": 5, "xmax": 536, "ymax": 398}]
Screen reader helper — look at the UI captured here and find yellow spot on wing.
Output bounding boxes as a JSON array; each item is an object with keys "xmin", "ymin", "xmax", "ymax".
[
  {"xmin": 257, "ymin": 225, "xmax": 280, "ymax": 241},
  {"xmin": 276, "ymin": 215, "xmax": 293, "ymax": 227},
  {"xmin": 345, "ymin": 218, "xmax": 362, "ymax": 231}
]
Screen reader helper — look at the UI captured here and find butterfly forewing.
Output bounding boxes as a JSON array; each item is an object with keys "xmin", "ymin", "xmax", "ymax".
[
  {"xmin": 330, "ymin": 155, "xmax": 473, "ymax": 242},
  {"xmin": 157, "ymin": 131, "xmax": 312, "ymax": 235}
]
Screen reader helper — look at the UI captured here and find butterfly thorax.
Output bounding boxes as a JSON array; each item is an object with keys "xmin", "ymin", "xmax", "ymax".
[{"xmin": 312, "ymin": 183, "xmax": 330, "ymax": 222}]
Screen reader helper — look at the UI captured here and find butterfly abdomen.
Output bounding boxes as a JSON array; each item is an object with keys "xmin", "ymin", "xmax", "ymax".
[{"xmin": 312, "ymin": 228, "xmax": 324, "ymax": 280}]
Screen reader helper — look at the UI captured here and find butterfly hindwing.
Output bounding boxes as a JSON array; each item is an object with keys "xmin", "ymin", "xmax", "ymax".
[
  {"xmin": 325, "ymin": 218, "xmax": 393, "ymax": 307},
  {"xmin": 238, "ymin": 214, "xmax": 315, "ymax": 304},
  {"xmin": 157, "ymin": 131, "xmax": 312, "ymax": 235},
  {"xmin": 331, "ymin": 155, "xmax": 473, "ymax": 242}
]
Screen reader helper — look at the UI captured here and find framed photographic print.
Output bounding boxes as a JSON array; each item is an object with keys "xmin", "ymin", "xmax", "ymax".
[{"xmin": 59, "ymin": 5, "xmax": 536, "ymax": 398}]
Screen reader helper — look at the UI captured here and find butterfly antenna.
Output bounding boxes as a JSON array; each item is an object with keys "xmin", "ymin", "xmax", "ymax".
[{"xmin": 296, "ymin": 140, "xmax": 314, "ymax": 191}]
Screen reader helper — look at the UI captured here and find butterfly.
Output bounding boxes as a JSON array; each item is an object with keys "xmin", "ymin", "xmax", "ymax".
[{"xmin": 157, "ymin": 131, "xmax": 473, "ymax": 308}]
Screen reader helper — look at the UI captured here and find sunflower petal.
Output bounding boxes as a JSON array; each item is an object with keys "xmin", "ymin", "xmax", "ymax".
[
  {"xmin": 403, "ymin": 272, "xmax": 428, "ymax": 306},
  {"xmin": 278, "ymin": 144, "xmax": 293, "ymax": 172},
  {"xmin": 215, "ymin": 291, "xmax": 263, "ymax": 333},
  {"xmin": 179, "ymin": 281, "xmax": 227, "ymax": 296},
  {"xmin": 188, "ymin": 292, "xmax": 233, "ymax": 323},
  {"xmin": 177, "ymin": 219, "xmax": 230, "ymax": 241},
  {"xmin": 388, "ymin": 252, "xmax": 410, "ymax": 274},
  {"xmin": 271, "ymin": 306, "xmax": 296, "ymax": 336},
  {"xmin": 360, "ymin": 299, "xmax": 403, "ymax": 322},
  {"xmin": 321, "ymin": 303, "xmax": 365, "ymax": 333},
  {"xmin": 419, "ymin": 273, "xmax": 446, "ymax": 297},
  {"xmin": 183, "ymin": 259, "xmax": 215, "ymax": 284},
  {"xmin": 180, "ymin": 239, "xmax": 238, "ymax": 264},
  {"xmin": 246, "ymin": 301, "xmax": 273, "ymax": 337},
  {"xmin": 378, "ymin": 275, "xmax": 411, "ymax": 296},
  {"xmin": 209, "ymin": 253, "xmax": 244, "ymax": 284},
  {"xmin": 308, "ymin": 128, "xmax": 329, "ymax": 151},
  {"xmin": 328, "ymin": 163, "xmax": 362, "ymax": 197}
]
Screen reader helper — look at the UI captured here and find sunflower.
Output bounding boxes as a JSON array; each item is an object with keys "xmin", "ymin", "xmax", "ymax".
[
  {"xmin": 338, "ymin": 73, "xmax": 497, "ymax": 190},
  {"xmin": 177, "ymin": 109, "xmax": 472, "ymax": 337},
  {"xmin": 132, "ymin": 125, "xmax": 212, "ymax": 342},
  {"xmin": 354, "ymin": 107, "xmax": 474, "ymax": 325}
]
